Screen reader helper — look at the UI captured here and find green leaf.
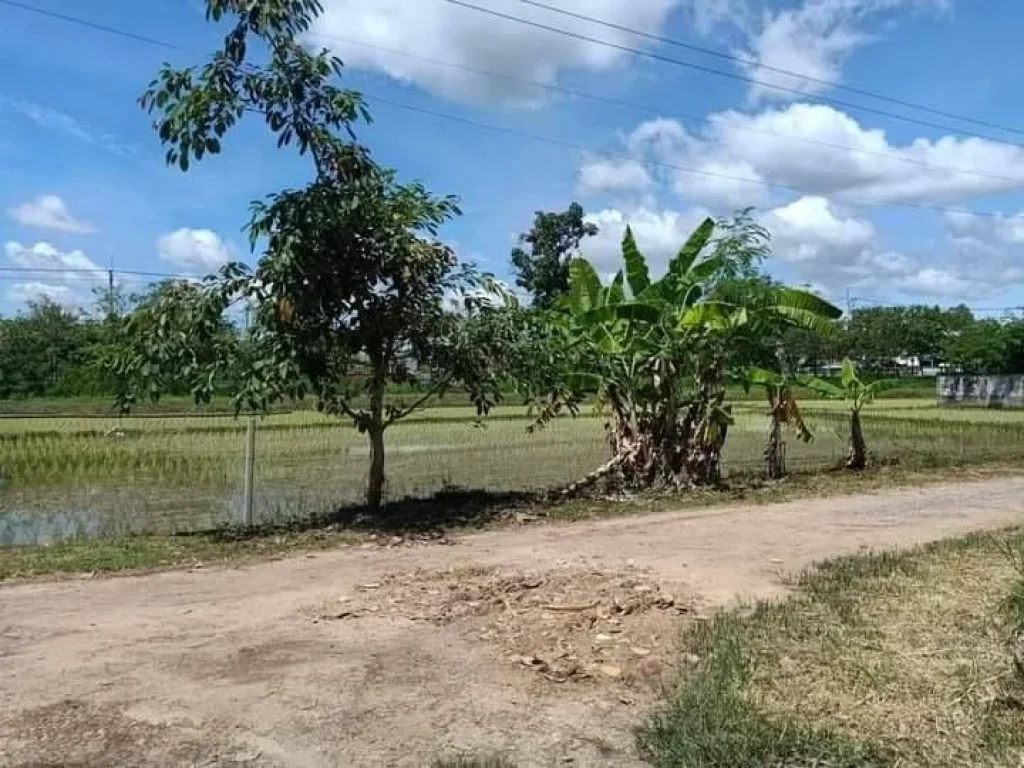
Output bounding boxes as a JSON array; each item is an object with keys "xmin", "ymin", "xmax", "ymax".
[
  {"xmin": 622, "ymin": 227, "xmax": 650, "ymax": 297},
  {"xmin": 771, "ymin": 306, "xmax": 840, "ymax": 337},
  {"xmin": 799, "ymin": 375, "xmax": 846, "ymax": 400},
  {"xmin": 578, "ymin": 301, "xmax": 660, "ymax": 327},
  {"xmin": 614, "ymin": 301, "xmax": 661, "ymax": 324},
  {"xmin": 668, "ymin": 218, "xmax": 715, "ymax": 277},
  {"xmin": 841, "ymin": 358, "xmax": 857, "ymax": 389},
  {"xmin": 679, "ymin": 302, "xmax": 730, "ymax": 329},
  {"xmin": 773, "ymin": 288, "xmax": 843, "ymax": 320},
  {"xmin": 606, "ymin": 270, "xmax": 624, "ymax": 306},
  {"xmin": 685, "ymin": 253, "xmax": 727, "ymax": 286},
  {"xmin": 568, "ymin": 258, "xmax": 601, "ymax": 313}
]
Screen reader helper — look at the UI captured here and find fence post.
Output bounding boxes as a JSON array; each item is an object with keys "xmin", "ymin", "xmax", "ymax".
[{"xmin": 243, "ymin": 415, "xmax": 256, "ymax": 527}]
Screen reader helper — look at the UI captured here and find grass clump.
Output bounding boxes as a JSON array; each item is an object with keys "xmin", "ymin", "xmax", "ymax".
[
  {"xmin": 638, "ymin": 618, "xmax": 889, "ymax": 767},
  {"xmin": 641, "ymin": 530, "xmax": 1024, "ymax": 767}
]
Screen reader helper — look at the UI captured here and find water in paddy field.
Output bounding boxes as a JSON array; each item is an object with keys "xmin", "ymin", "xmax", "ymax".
[
  {"xmin": 0, "ymin": 486, "xmax": 348, "ymax": 546},
  {"xmin": 0, "ymin": 488, "xmax": 241, "ymax": 546}
]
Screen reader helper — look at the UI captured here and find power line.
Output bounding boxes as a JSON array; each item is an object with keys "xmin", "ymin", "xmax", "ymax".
[
  {"xmin": 306, "ymin": 32, "xmax": 1024, "ymax": 187},
  {"xmin": 365, "ymin": 93, "xmax": 1024, "ymax": 222},
  {"xmin": 0, "ymin": 266, "xmax": 197, "ymax": 279},
  {"xmin": 0, "ymin": 0, "xmax": 186, "ymax": 51},
  {"xmin": 511, "ymin": 0, "xmax": 1024, "ymax": 139},
  {"xmin": 7, "ymin": 0, "xmax": 1021, "ymax": 150},
  {"xmin": 7, "ymin": 0, "xmax": 1024, "ymax": 222},
  {"xmin": 444, "ymin": 0, "xmax": 1024, "ymax": 147}
]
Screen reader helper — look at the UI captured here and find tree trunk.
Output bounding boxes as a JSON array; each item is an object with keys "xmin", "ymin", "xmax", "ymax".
[
  {"xmin": 846, "ymin": 409, "xmax": 867, "ymax": 471},
  {"xmin": 366, "ymin": 424, "xmax": 386, "ymax": 510},
  {"xmin": 365, "ymin": 374, "xmax": 387, "ymax": 510},
  {"xmin": 765, "ymin": 413, "xmax": 786, "ymax": 480}
]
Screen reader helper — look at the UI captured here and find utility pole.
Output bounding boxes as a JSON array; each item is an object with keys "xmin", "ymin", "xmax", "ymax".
[
  {"xmin": 107, "ymin": 268, "xmax": 115, "ymax": 320},
  {"xmin": 241, "ymin": 298, "xmax": 256, "ymax": 528}
]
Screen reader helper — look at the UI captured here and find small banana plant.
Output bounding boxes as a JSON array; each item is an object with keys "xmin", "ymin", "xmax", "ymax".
[
  {"xmin": 743, "ymin": 368, "xmax": 813, "ymax": 480},
  {"xmin": 801, "ymin": 359, "xmax": 897, "ymax": 471}
]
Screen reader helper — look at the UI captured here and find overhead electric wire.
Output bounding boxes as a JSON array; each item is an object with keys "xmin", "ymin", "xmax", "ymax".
[
  {"xmin": 511, "ymin": 0, "xmax": 1024, "ymax": 139},
  {"xmin": 0, "ymin": 266, "xmax": 198, "ymax": 279},
  {"xmin": 0, "ymin": 0, "xmax": 186, "ymax": 51},
  {"xmin": 443, "ymin": 0, "xmax": 1024, "ymax": 146},
  {"xmin": 365, "ymin": 94, "xmax": 1024, "ymax": 222},
  {"xmin": 5, "ymin": 0, "xmax": 1024, "ymax": 222},
  {"xmin": 304, "ymin": 32, "xmax": 1024, "ymax": 187}
]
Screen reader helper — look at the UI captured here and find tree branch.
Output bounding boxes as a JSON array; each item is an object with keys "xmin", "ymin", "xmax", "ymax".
[{"xmin": 385, "ymin": 378, "xmax": 451, "ymax": 426}]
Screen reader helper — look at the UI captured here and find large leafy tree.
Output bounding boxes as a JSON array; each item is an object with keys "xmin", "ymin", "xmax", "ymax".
[
  {"xmin": 116, "ymin": 0, "xmax": 511, "ymax": 510},
  {"xmin": 523, "ymin": 217, "xmax": 841, "ymax": 493},
  {"xmin": 0, "ymin": 300, "xmax": 92, "ymax": 398},
  {"xmin": 511, "ymin": 202, "xmax": 598, "ymax": 308}
]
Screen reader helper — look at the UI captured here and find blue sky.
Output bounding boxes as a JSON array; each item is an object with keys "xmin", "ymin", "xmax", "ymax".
[{"xmin": 3, "ymin": 0, "xmax": 1024, "ymax": 315}]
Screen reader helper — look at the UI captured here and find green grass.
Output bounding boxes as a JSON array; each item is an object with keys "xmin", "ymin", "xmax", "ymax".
[
  {"xmin": 3, "ymin": 396, "xmax": 1024, "ymax": 545},
  {"xmin": 0, "ymin": 526, "xmax": 364, "ymax": 580},
  {"xmin": 3, "ymin": 461, "xmax": 1022, "ymax": 582},
  {"xmin": 640, "ymin": 530, "xmax": 1024, "ymax": 767}
]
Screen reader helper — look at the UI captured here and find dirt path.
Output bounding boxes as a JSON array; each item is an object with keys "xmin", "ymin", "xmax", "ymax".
[{"xmin": 2, "ymin": 478, "xmax": 1023, "ymax": 767}]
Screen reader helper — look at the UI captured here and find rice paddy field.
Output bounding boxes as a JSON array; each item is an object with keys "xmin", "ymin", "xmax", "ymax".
[{"xmin": 3, "ymin": 398, "xmax": 1024, "ymax": 545}]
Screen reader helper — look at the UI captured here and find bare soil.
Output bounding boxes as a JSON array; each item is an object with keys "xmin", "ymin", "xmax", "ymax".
[{"xmin": 2, "ymin": 477, "xmax": 1023, "ymax": 767}]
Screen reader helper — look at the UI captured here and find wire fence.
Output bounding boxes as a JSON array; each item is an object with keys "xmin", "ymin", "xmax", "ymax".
[{"xmin": 3, "ymin": 404, "xmax": 1024, "ymax": 546}]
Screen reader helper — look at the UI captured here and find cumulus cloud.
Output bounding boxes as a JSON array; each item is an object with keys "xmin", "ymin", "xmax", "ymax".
[
  {"xmin": 3, "ymin": 241, "xmax": 104, "ymax": 308},
  {"xmin": 582, "ymin": 206, "xmax": 712, "ymax": 276},
  {"xmin": 157, "ymin": 228, "xmax": 233, "ymax": 272},
  {"xmin": 7, "ymin": 195, "xmax": 96, "ymax": 235},
  {"xmin": 7, "ymin": 282, "xmax": 73, "ymax": 305},
  {"xmin": 307, "ymin": 0, "xmax": 679, "ymax": 104},
  {"xmin": 761, "ymin": 196, "xmax": 1007, "ymax": 300},
  {"xmin": 578, "ymin": 157, "xmax": 652, "ymax": 195},
  {"xmin": 765, "ymin": 195, "xmax": 875, "ymax": 264},
  {"xmin": 736, "ymin": 0, "xmax": 950, "ymax": 103},
  {"xmin": 941, "ymin": 210, "xmax": 1024, "ymax": 286},
  {"xmin": 583, "ymin": 104, "xmax": 1024, "ymax": 209}
]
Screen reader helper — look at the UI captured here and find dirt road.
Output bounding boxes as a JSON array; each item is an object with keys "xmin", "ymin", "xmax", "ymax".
[{"xmin": 2, "ymin": 478, "xmax": 1023, "ymax": 767}]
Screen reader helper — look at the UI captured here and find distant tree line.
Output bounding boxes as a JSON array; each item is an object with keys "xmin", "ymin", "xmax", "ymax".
[
  {"xmin": 780, "ymin": 305, "xmax": 1024, "ymax": 375},
  {"xmin": 0, "ymin": 282, "xmax": 233, "ymax": 399},
  {"xmin": 3, "ymin": 235, "xmax": 1023, "ymax": 401}
]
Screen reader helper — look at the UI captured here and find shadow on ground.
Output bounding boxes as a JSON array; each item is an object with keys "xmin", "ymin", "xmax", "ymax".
[{"xmin": 204, "ymin": 486, "xmax": 544, "ymax": 542}]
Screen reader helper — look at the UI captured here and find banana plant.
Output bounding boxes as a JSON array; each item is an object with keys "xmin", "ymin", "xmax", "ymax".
[
  {"xmin": 742, "ymin": 368, "xmax": 813, "ymax": 480},
  {"xmin": 801, "ymin": 359, "xmax": 897, "ymax": 470},
  {"xmin": 541, "ymin": 215, "xmax": 842, "ymax": 493}
]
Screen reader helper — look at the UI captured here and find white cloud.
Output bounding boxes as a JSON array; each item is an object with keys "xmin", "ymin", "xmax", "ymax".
[
  {"xmin": 7, "ymin": 282, "xmax": 73, "ymax": 305},
  {"xmin": 307, "ymin": 0, "xmax": 679, "ymax": 104},
  {"xmin": 941, "ymin": 209, "xmax": 1024, "ymax": 287},
  {"xmin": 765, "ymin": 195, "xmax": 874, "ymax": 264},
  {"xmin": 684, "ymin": 0, "xmax": 753, "ymax": 33},
  {"xmin": 761, "ymin": 196, "xmax": 1008, "ymax": 300},
  {"xmin": 736, "ymin": 0, "xmax": 950, "ymax": 103},
  {"xmin": 578, "ymin": 157, "xmax": 653, "ymax": 195},
  {"xmin": 3, "ymin": 241, "xmax": 104, "ymax": 308},
  {"xmin": 896, "ymin": 267, "xmax": 979, "ymax": 298},
  {"xmin": 4, "ymin": 240, "xmax": 102, "ymax": 276},
  {"xmin": 609, "ymin": 104, "xmax": 1024, "ymax": 208},
  {"xmin": 583, "ymin": 206, "xmax": 712, "ymax": 276},
  {"xmin": 157, "ymin": 229, "xmax": 233, "ymax": 272},
  {"xmin": 0, "ymin": 96, "xmax": 136, "ymax": 156},
  {"xmin": 7, "ymin": 195, "xmax": 96, "ymax": 235}
]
